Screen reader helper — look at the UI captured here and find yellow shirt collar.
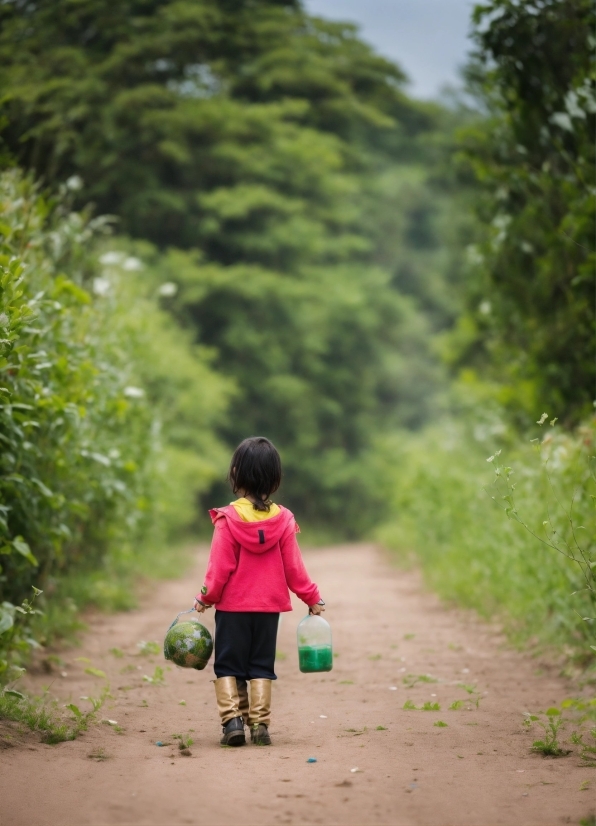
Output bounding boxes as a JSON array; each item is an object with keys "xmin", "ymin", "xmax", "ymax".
[{"xmin": 231, "ymin": 497, "xmax": 281, "ymax": 522}]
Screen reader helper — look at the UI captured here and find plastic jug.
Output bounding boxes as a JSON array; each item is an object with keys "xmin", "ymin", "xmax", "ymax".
[{"xmin": 297, "ymin": 614, "xmax": 333, "ymax": 673}]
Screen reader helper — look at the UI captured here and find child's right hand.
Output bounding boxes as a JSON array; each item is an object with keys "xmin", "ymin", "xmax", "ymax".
[{"xmin": 193, "ymin": 598, "xmax": 210, "ymax": 613}]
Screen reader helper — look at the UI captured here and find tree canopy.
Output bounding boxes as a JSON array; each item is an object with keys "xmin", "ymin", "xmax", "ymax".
[
  {"xmin": 0, "ymin": 0, "xmax": 451, "ymax": 529},
  {"xmin": 1, "ymin": 0, "xmax": 591, "ymax": 533},
  {"xmin": 452, "ymin": 0, "xmax": 595, "ymax": 423}
]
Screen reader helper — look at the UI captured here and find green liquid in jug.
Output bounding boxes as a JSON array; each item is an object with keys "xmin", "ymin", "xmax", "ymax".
[{"xmin": 298, "ymin": 645, "xmax": 333, "ymax": 673}]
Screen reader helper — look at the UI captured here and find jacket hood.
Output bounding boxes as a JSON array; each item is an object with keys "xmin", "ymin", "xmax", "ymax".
[{"xmin": 209, "ymin": 505, "xmax": 295, "ymax": 553}]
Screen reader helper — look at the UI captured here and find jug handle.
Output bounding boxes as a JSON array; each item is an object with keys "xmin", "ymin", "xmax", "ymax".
[{"xmin": 166, "ymin": 607, "xmax": 196, "ymax": 632}]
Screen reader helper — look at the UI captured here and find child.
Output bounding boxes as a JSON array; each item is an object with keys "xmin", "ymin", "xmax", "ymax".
[{"xmin": 193, "ymin": 436, "xmax": 325, "ymax": 746}]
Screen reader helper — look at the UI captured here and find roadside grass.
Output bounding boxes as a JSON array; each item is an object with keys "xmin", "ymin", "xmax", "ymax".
[
  {"xmin": 403, "ymin": 699, "xmax": 440, "ymax": 711},
  {"xmin": 0, "ymin": 537, "xmax": 206, "ymax": 741},
  {"xmin": 375, "ymin": 420, "xmax": 596, "ymax": 669},
  {"xmin": 143, "ymin": 666, "xmax": 166, "ymax": 685},
  {"xmin": 523, "ymin": 699, "xmax": 596, "ymax": 761},
  {"xmin": 525, "ymin": 709, "xmax": 570, "ymax": 757},
  {"xmin": 173, "ymin": 732, "xmax": 194, "ymax": 750},
  {"xmin": 571, "ymin": 729, "xmax": 596, "ymax": 765},
  {"xmin": 87, "ymin": 747, "xmax": 110, "ymax": 761},
  {"xmin": 0, "ymin": 686, "xmax": 108, "ymax": 744},
  {"xmin": 403, "ymin": 673, "xmax": 438, "ymax": 688},
  {"xmin": 0, "ymin": 538, "xmax": 199, "ymax": 740},
  {"xmin": 137, "ymin": 641, "xmax": 161, "ymax": 657}
]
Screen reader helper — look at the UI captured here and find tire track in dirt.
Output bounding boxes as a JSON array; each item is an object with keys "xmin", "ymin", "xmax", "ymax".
[{"xmin": 1, "ymin": 544, "xmax": 592, "ymax": 826}]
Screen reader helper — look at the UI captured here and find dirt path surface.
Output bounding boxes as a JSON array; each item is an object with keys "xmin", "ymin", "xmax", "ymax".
[{"xmin": 1, "ymin": 544, "xmax": 592, "ymax": 826}]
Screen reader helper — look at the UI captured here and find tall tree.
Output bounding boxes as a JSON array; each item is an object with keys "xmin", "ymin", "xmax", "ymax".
[
  {"xmin": 0, "ymin": 0, "xmax": 448, "ymax": 529},
  {"xmin": 454, "ymin": 0, "xmax": 595, "ymax": 423}
]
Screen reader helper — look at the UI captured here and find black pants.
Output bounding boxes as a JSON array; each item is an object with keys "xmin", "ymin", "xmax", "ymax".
[{"xmin": 214, "ymin": 611, "xmax": 279, "ymax": 681}]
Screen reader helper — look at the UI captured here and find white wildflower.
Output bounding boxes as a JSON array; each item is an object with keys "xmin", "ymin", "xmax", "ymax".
[
  {"xmin": 92, "ymin": 277, "xmax": 111, "ymax": 296},
  {"xmin": 99, "ymin": 251, "xmax": 124, "ymax": 266},
  {"xmin": 123, "ymin": 386, "xmax": 145, "ymax": 399},
  {"xmin": 158, "ymin": 282, "xmax": 178, "ymax": 297},
  {"xmin": 123, "ymin": 256, "xmax": 143, "ymax": 271},
  {"xmin": 65, "ymin": 175, "xmax": 83, "ymax": 191}
]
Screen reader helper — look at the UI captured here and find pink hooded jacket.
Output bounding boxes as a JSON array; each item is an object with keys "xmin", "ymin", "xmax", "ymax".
[{"xmin": 198, "ymin": 505, "xmax": 321, "ymax": 612}]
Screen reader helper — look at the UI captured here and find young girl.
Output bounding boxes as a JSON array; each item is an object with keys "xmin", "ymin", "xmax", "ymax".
[{"xmin": 193, "ymin": 436, "xmax": 326, "ymax": 747}]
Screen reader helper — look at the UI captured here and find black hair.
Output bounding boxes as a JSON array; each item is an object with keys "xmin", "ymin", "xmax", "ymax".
[{"xmin": 228, "ymin": 436, "xmax": 282, "ymax": 512}]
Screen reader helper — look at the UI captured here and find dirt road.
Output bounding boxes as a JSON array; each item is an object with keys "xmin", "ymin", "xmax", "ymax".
[{"xmin": 1, "ymin": 544, "xmax": 592, "ymax": 826}]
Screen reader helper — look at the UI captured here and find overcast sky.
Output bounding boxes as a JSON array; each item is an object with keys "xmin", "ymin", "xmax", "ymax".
[{"xmin": 303, "ymin": 0, "xmax": 475, "ymax": 99}]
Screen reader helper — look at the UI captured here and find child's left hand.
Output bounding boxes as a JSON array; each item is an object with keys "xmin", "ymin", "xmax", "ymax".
[{"xmin": 193, "ymin": 598, "xmax": 210, "ymax": 613}]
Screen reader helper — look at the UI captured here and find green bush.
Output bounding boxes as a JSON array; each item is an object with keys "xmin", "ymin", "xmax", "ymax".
[
  {"xmin": 0, "ymin": 170, "xmax": 230, "ymax": 678},
  {"xmin": 1, "ymin": 172, "xmax": 155, "ymax": 603},
  {"xmin": 376, "ymin": 414, "xmax": 596, "ymax": 661}
]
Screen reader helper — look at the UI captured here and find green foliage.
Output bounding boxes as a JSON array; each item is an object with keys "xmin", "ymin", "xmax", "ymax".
[
  {"xmin": 91, "ymin": 244, "xmax": 232, "ymax": 537},
  {"xmin": 137, "ymin": 640, "xmax": 161, "ymax": 657},
  {"xmin": 524, "ymin": 707, "xmax": 570, "ymax": 757},
  {"xmin": 403, "ymin": 673, "xmax": 438, "ymax": 688},
  {"xmin": 561, "ymin": 697, "xmax": 596, "ymax": 726},
  {"xmin": 571, "ymin": 728, "xmax": 596, "ymax": 766},
  {"xmin": 84, "ymin": 667, "xmax": 106, "ymax": 679},
  {"xmin": 376, "ymin": 415, "xmax": 596, "ymax": 661},
  {"xmin": 402, "ymin": 699, "xmax": 440, "ymax": 711},
  {"xmin": 374, "ymin": 1, "xmax": 596, "ymax": 669},
  {"xmin": 452, "ymin": 0, "xmax": 595, "ymax": 423},
  {"xmin": 540, "ymin": 698, "xmax": 596, "ymax": 765},
  {"xmin": 0, "ymin": 1, "xmax": 430, "ymax": 234},
  {"xmin": 0, "ymin": 170, "xmax": 228, "ymax": 676},
  {"xmin": 142, "ymin": 665, "xmax": 165, "ymax": 685},
  {"xmin": 486, "ymin": 417, "xmax": 596, "ymax": 637},
  {"xmin": 87, "ymin": 747, "xmax": 110, "ymax": 761},
  {"xmin": 0, "ymin": 684, "xmax": 107, "ymax": 743},
  {"xmin": 0, "ymin": 171, "xmax": 153, "ymax": 614},
  {"xmin": 173, "ymin": 731, "xmax": 193, "ymax": 750},
  {"xmin": 0, "ymin": 0, "xmax": 454, "ymax": 529},
  {"xmin": 0, "ymin": 587, "xmax": 42, "ymax": 682}
]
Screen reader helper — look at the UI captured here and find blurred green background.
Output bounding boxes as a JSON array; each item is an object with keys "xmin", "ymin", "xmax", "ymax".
[{"xmin": 0, "ymin": 0, "xmax": 593, "ymax": 674}]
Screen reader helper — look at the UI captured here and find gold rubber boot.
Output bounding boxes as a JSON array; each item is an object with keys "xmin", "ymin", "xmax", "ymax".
[
  {"xmin": 214, "ymin": 677, "xmax": 245, "ymax": 746},
  {"xmin": 237, "ymin": 679, "xmax": 250, "ymax": 727},
  {"xmin": 249, "ymin": 679, "xmax": 272, "ymax": 745}
]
